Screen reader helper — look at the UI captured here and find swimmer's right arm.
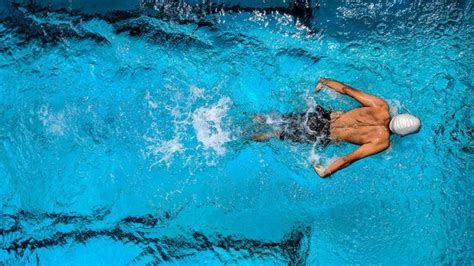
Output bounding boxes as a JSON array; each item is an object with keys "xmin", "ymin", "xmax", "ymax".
[
  {"xmin": 314, "ymin": 140, "xmax": 389, "ymax": 178},
  {"xmin": 316, "ymin": 78, "xmax": 388, "ymax": 108}
]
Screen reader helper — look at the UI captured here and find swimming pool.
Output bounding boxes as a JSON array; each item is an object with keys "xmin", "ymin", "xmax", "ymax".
[{"xmin": 0, "ymin": 0, "xmax": 472, "ymax": 264}]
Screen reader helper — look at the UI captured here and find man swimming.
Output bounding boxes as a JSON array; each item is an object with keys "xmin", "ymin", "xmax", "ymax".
[{"xmin": 252, "ymin": 78, "xmax": 421, "ymax": 178}]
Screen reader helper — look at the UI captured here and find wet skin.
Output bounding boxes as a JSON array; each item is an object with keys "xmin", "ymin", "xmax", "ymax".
[
  {"xmin": 313, "ymin": 78, "xmax": 391, "ymax": 177},
  {"xmin": 330, "ymin": 108, "xmax": 390, "ymax": 145},
  {"xmin": 252, "ymin": 78, "xmax": 392, "ymax": 178}
]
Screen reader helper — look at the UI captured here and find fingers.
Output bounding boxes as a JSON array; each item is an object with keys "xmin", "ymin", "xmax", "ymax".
[
  {"xmin": 315, "ymin": 82, "xmax": 324, "ymax": 92},
  {"xmin": 315, "ymin": 77, "xmax": 329, "ymax": 93},
  {"xmin": 313, "ymin": 164, "xmax": 323, "ymax": 175},
  {"xmin": 313, "ymin": 164, "xmax": 328, "ymax": 178},
  {"xmin": 315, "ymin": 83, "xmax": 320, "ymax": 92}
]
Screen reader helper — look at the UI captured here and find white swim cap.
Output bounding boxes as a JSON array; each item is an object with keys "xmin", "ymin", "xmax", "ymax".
[{"xmin": 389, "ymin": 114, "xmax": 421, "ymax": 136}]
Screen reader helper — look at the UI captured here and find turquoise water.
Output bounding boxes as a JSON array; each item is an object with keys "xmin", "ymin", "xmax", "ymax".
[{"xmin": 0, "ymin": 1, "xmax": 473, "ymax": 264}]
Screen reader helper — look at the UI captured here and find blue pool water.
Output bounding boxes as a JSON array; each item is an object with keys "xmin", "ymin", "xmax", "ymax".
[{"xmin": 0, "ymin": 1, "xmax": 473, "ymax": 264}]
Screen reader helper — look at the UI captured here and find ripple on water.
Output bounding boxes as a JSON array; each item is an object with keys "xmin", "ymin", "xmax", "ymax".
[{"xmin": 0, "ymin": 3, "xmax": 472, "ymax": 264}]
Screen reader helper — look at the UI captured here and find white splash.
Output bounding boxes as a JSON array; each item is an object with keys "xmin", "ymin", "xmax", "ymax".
[
  {"xmin": 388, "ymin": 99, "xmax": 402, "ymax": 115},
  {"xmin": 147, "ymin": 137, "xmax": 184, "ymax": 168},
  {"xmin": 190, "ymin": 85, "xmax": 206, "ymax": 100},
  {"xmin": 144, "ymin": 90, "xmax": 158, "ymax": 109},
  {"xmin": 192, "ymin": 97, "xmax": 232, "ymax": 156},
  {"xmin": 261, "ymin": 113, "xmax": 284, "ymax": 126},
  {"xmin": 142, "ymin": 90, "xmax": 186, "ymax": 167},
  {"xmin": 38, "ymin": 105, "xmax": 66, "ymax": 136},
  {"xmin": 309, "ymin": 144, "xmax": 321, "ymax": 165}
]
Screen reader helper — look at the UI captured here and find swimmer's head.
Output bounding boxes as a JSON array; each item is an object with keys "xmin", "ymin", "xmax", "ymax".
[{"xmin": 389, "ymin": 114, "xmax": 421, "ymax": 136}]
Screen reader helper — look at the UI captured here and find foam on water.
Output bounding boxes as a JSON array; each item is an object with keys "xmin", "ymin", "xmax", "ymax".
[
  {"xmin": 192, "ymin": 96, "xmax": 233, "ymax": 157},
  {"xmin": 0, "ymin": 2, "xmax": 472, "ymax": 264},
  {"xmin": 309, "ymin": 144, "xmax": 321, "ymax": 164},
  {"xmin": 141, "ymin": 85, "xmax": 235, "ymax": 168},
  {"xmin": 145, "ymin": 136, "xmax": 184, "ymax": 168},
  {"xmin": 38, "ymin": 104, "xmax": 66, "ymax": 136}
]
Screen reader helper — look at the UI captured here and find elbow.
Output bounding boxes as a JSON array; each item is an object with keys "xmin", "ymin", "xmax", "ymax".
[
  {"xmin": 375, "ymin": 141, "xmax": 390, "ymax": 151},
  {"xmin": 341, "ymin": 86, "xmax": 350, "ymax": 94}
]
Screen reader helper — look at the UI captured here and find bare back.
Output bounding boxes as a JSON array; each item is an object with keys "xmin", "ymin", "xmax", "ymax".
[
  {"xmin": 309, "ymin": 78, "xmax": 396, "ymax": 177},
  {"xmin": 330, "ymin": 106, "xmax": 391, "ymax": 145},
  {"xmin": 255, "ymin": 78, "xmax": 396, "ymax": 178}
]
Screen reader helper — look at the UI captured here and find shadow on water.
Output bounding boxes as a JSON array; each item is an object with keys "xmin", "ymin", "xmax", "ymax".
[
  {"xmin": 1, "ymin": 210, "xmax": 312, "ymax": 264},
  {"xmin": 0, "ymin": 0, "xmax": 472, "ymax": 264}
]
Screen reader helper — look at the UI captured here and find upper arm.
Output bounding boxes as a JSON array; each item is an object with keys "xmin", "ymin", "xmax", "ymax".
[
  {"xmin": 323, "ymin": 79, "xmax": 388, "ymax": 108},
  {"xmin": 343, "ymin": 86, "xmax": 389, "ymax": 109}
]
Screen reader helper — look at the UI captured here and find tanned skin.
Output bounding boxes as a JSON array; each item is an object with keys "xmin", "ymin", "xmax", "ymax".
[
  {"xmin": 313, "ymin": 78, "xmax": 390, "ymax": 178},
  {"xmin": 253, "ymin": 78, "xmax": 391, "ymax": 178}
]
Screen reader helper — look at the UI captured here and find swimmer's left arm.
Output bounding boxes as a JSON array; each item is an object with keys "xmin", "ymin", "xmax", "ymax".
[
  {"xmin": 313, "ymin": 142, "xmax": 389, "ymax": 178},
  {"xmin": 315, "ymin": 78, "xmax": 388, "ymax": 109}
]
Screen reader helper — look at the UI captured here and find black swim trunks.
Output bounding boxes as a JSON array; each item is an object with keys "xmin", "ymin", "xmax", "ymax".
[{"xmin": 277, "ymin": 106, "xmax": 332, "ymax": 145}]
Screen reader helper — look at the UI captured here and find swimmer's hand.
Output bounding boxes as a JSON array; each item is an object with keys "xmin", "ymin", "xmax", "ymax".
[
  {"xmin": 313, "ymin": 164, "xmax": 330, "ymax": 178},
  {"xmin": 315, "ymin": 78, "xmax": 329, "ymax": 93}
]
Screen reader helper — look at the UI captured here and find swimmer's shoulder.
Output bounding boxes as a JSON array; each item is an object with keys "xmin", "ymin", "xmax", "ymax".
[{"xmin": 372, "ymin": 129, "xmax": 390, "ymax": 149}]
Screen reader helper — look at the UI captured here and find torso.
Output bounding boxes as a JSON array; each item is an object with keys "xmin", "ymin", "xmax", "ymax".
[{"xmin": 330, "ymin": 107, "xmax": 391, "ymax": 145}]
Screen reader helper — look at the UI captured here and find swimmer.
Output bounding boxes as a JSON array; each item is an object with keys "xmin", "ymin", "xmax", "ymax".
[{"xmin": 252, "ymin": 78, "xmax": 421, "ymax": 178}]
